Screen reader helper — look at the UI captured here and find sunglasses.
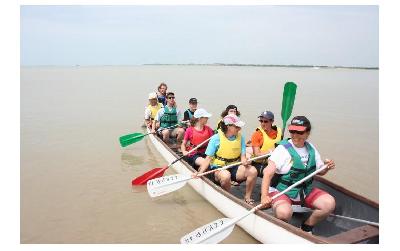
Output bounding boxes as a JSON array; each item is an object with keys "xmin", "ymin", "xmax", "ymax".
[
  {"xmin": 259, "ymin": 119, "xmax": 272, "ymax": 123},
  {"xmin": 167, "ymin": 96, "xmax": 175, "ymax": 99},
  {"xmin": 289, "ymin": 130, "xmax": 306, "ymax": 135}
]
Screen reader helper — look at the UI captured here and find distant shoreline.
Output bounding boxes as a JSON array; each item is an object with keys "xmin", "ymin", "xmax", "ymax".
[
  {"xmin": 21, "ymin": 64, "xmax": 379, "ymax": 70},
  {"xmin": 143, "ymin": 63, "xmax": 378, "ymax": 70}
]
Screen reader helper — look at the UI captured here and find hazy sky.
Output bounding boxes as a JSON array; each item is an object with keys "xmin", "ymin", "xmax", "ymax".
[{"xmin": 20, "ymin": 5, "xmax": 378, "ymax": 67}]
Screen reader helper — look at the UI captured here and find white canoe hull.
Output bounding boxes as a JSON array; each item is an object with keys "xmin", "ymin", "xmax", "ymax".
[{"xmin": 147, "ymin": 130, "xmax": 319, "ymax": 244}]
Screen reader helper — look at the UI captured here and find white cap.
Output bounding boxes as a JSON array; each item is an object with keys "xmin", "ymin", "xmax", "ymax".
[
  {"xmin": 223, "ymin": 114, "xmax": 245, "ymax": 127},
  {"xmin": 194, "ymin": 108, "xmax": 212, "ymax": 118},
  {"xmin": 148, "ymin": 92, "xmax": 157, "ymax": 99}
]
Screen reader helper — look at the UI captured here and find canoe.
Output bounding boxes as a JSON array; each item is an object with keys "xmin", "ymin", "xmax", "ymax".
[{"xmin": 146, "ymin": 128, "xmax": 379, "ymax": 244}]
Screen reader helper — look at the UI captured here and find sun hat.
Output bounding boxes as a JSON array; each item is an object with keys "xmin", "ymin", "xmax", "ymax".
[
  {"xmin": 223, "ymin": 114, "xmax": 245, "ymax": 127},
  {"xmin": 194, "ymin": 108, "xmax": 212, "ymax": 118}
]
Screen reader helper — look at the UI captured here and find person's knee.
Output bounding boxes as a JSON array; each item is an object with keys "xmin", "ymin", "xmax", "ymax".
[
  {"xmin": 247, "ymin": 166, "xmax": 258, "ymax": 178},
  {"xmin": 162, "ymin": 130, "xmax": 169, "ymax": 136},
  {"xmin": 275, "ymin": 205, "xmax": 293, "ymax": 221},
  {"xmin": 322, "ymin": 195, "xmax": 336, "ymax": 213}
]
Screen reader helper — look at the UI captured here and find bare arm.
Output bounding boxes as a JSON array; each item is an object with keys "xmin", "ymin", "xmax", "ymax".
[
  {"xmin": 181, "ymin": 139, "xmax": 189, "ymax": 156},
  {"xmin": 198, "ymin": 156, "xmax": 212, "ymax": 174},
  {"xmin": 260, "ymin": 160, "xmax": 277, "ymax": 208},
  {"xmin": 318, "ymin": 159, "xmax": 335, "ymax": 176}
]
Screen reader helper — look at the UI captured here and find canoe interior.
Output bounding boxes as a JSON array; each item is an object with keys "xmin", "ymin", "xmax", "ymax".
[{"xmin": 151, "ymin": 133, "xmax": 379, "ymax": 244}]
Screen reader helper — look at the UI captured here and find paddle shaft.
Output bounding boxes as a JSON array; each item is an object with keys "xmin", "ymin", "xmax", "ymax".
[
  {"xmin": 292, "ymin": 205, "xmax": 379, "ymax": 227},
  {"xmin": 154, "ymin": 120, "xmax": 189, "ymax": 135},
  {"xmin": 329, "ymin": 214, "xmax": 379, "ymax": 227},
  {"xmin": 168, "ymin": 137, "xmax": 211, "ymax": 167},
  {"xmin": 147, "ymin": 153, "xmax": 271, "ymax": 194},
  {"xmin": 195, "ymin": 164, "xmax": 329, "ymax": 244},
  {"xmin": 199, "ymin": 153, "xmax": 271, "ymax": 177}
]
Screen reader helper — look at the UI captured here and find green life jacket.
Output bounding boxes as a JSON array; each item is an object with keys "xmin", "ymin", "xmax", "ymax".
[
  {"xmin": 160, "ymin": 106, "xmax": 178, "ymax": 128},
  {"xmin": 273, "ymin": 139, "xmax": 316, "ymax": 200}
]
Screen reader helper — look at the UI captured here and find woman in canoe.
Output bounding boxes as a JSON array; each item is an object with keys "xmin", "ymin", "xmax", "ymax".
[
  {"xmin": 215, "ymin": 104, "xmax": 241, "ymax": 130},
  {"xmin": 197, "ymin": 114, "xmax": 258, "ymax": 205},
  {"xmin": 260, "ymin": 116, "xmax": 336, "ymax": 233},
  {"xmin": 180, "ymin": 108, "xmax": 214, "ymax": 170}
]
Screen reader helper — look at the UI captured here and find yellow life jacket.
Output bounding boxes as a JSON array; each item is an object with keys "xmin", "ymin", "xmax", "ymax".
[
  {"xmin": 253, "ymin": 126, "xmax": 282, "ymax": 163},
  {"xmin": 147, "ymin": 103, "xmax": 163, "ymax": 120},
  {"xmin": 212, "ymin": 129, "xmax": 242, "ymax": 166}
]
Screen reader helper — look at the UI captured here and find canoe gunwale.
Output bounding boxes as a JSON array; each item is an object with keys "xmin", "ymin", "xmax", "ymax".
[{"xmin": 147, "ymin": 129, "xmax": 378, "ymax": 243}]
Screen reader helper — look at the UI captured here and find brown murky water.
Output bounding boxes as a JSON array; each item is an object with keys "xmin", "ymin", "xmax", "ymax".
[{"xmin": 21, "ymin": 65, "xmax": 378, "ymax": 243}]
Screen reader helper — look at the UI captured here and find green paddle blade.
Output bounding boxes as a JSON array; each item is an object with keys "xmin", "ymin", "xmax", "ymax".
[
  {"xmin": 281, "ymin": 82, "xmax": 297, "ymax": 136},
  {"xmin": 119, "ymin": 132, "xmax": 145, "ymax": 147}
]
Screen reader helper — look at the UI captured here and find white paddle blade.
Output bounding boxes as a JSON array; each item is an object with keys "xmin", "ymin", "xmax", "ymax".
[
  {"xmin": 180, "ymin": 218, "xmax": 234, "ymax": 244},
  {"xmin": 147, "ymin": 174, "xmax": 191, "ymax": 198}
]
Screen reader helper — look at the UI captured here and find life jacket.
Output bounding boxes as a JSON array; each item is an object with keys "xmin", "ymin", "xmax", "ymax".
[
  {"xmin": 212, "ymin": 129, "xmax": 242, "ymax": 166},
  {"xmin": 272, "ymin": 139, "xmax": 316, "ymax": 201},
  {"xmin": 160, "ymin": 106, "xmax": 178, "ymax": 128},
  {"xmin": 147, "ymin": 103, "xmax": 163, "ymax": 120},
  {"xmin": 186, "ymin": 109, "xmax": 195, "ymax": 120},
  {"xmin": 187, "ymin": 126, "xmax": 213, "ymax": 153},
  {"xmin": 253, "ymin": 126, "xmax": 282, "ymax": 163}
]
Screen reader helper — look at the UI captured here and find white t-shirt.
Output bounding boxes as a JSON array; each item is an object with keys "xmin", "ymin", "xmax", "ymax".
[{"xmin": 268, "ymin": 139, "xmax": 325, "ymax": 199}]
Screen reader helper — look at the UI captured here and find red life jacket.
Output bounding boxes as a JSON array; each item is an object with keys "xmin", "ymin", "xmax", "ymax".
[{"xmin": 187, "ymin": 126, "xmax": 213, "ymax": 154}]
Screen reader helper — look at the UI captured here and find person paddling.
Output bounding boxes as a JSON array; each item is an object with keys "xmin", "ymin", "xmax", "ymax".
[
  {"xmin": 152, "ymin": 92, "xmax": 185, "ymax": 148},
  {"xmin": 181, "ymin": 108, "xmax": 214, "ymax": 170},
  {"xmin": 144, "ymin": 92, "xmax": 163, "ymax": 128},
  {"xmin": 197, "ymin": 114, "xmax": 258, "ymax": 205},
  {"xmin": 183, "ymin": 98, "xmax": 198, "ymax": 121},
  {"xmin": 251, "ymin": 110, "xmax": 283, "ymax": 177},
  {"xmin": 260, "ymin": 116, "xmax": 336, "ymax": 233},
  {"xmin": 216, "ymin": 105, "xmax": 241, "ymax": 130}
]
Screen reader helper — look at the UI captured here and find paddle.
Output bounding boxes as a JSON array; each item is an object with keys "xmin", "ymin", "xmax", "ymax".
[
  {"xmin": 180, "ymin": 164, "xmax": 328, "ymax": 244},
  {"xmin": 281, "ymin": 82, "xmax": 297, "ymax": 138},
  {"xmin": 131, "ymin": 136, "xmax": 211, "ymax": 185},
  {"xmin": 147, "ymin": 153, "xmax": 271, "ymax": 198},
  {"xmin": 119, "ymin": 121, "xmax": 188, "ymax": 147},
  {"xmin": 291, "ymin": 205, "xmax": 379, "ymax": 227}
]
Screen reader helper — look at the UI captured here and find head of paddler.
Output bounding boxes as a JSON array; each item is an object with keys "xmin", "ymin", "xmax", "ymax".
[
  {"xmin": 148, "ymin": 92, "xmax": 158, "ymax": 106},
  {"xmin": 221, "ymin": 104, "xmax": 241, "ymax": 118},
  {"xmin": 158, "ymin": 82, "xmax": 168, "ymax": 96},
  {"xmin": 288, "ymin": 116, "xmax": 312, "ymax": 148},
  {"xmin": 191, "ymin": 108, "xmax": 212, "ymax": 127},
  {"xmin": 258, "ymin": 110, "xmax": 275, "ymax": 132},
  {"xmin": 222, "ymin": 114, "xmax": 245, "ymax": 137},
  {"xmin": 166, "ymin": 92, "xmax": 176, "ymax": 107},
  {"xmin": 188, "ymin": 98, "xmax": 198, "ymax": 112}
]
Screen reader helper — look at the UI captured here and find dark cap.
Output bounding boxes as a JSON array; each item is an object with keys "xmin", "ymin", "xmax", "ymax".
[
  {"xmin": 288, "ymin": 116, "xmax": 311, "ymax": 132},
  {"xmin": 189, "ymin": 97, "xmax": 198, "ymax": 104},
  {"xmin": 258, "ymin": 110, "xmax": 274, "ymax": 120}
]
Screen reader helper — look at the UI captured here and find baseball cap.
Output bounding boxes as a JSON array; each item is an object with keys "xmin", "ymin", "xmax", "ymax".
[
  {"xmin": 288, "ymin": 116, "xmax": 311, "ymax": 132},
  {"xmin": 194, "ymin": 108, "xmax": 212, "ymax": 118},
  {"xmin": 189, "ymin": 98, "xmax": 198, "ymax": 104},
  {"xmin": 223, "ymin": 114, "xmax": 245, "ymax": 128},
  {"xmin": 258, "ymin": 110, "xmax": 274, "ymax": 120},
  {"xmin": 148, "ymin": 92, "xmax": 157, "ymax": 99}
]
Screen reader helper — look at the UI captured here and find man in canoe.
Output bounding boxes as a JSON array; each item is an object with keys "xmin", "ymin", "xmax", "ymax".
[
  {"xmin": 251, "ymin": 110, "xmax": 283, "ymax": 177},
  {"xmin": 144, "ymin": 92, "xmax": 163, "ymax": 128},
  {"xmin": 197, "ymin": 114, "xmax": 258, "ymax": 205},
  {"xmin": 260, "ymin": 116, "xmax": 336, "ymax": 233},
  {"xmin": 152, "ymin": 92, "xmax": 185, "ymax": 148}
]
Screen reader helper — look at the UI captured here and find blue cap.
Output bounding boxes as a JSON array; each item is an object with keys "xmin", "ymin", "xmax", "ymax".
[{"xmin": 258, "ymin": 111, "xmax": 274, "ymax": 120}]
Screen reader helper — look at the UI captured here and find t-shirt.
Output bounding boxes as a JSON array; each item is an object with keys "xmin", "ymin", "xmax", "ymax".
[
  {"xmin": 183, "ymin": 109, "xmax": 195, "ymax": 121},
  {"xmin": 205, "ymin": 133, "xmax": 247, "ymax": 157},
  {"xmin": 251, "ymin": 129, "xmax": 278, "ymax": 147},
  {"xmin": 183, "ymin": 125, "xmax": 214, "ymax": 156},
  {"xmin": 268, "ymin": 139, "xmax": 325, "ymax": 199}
]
